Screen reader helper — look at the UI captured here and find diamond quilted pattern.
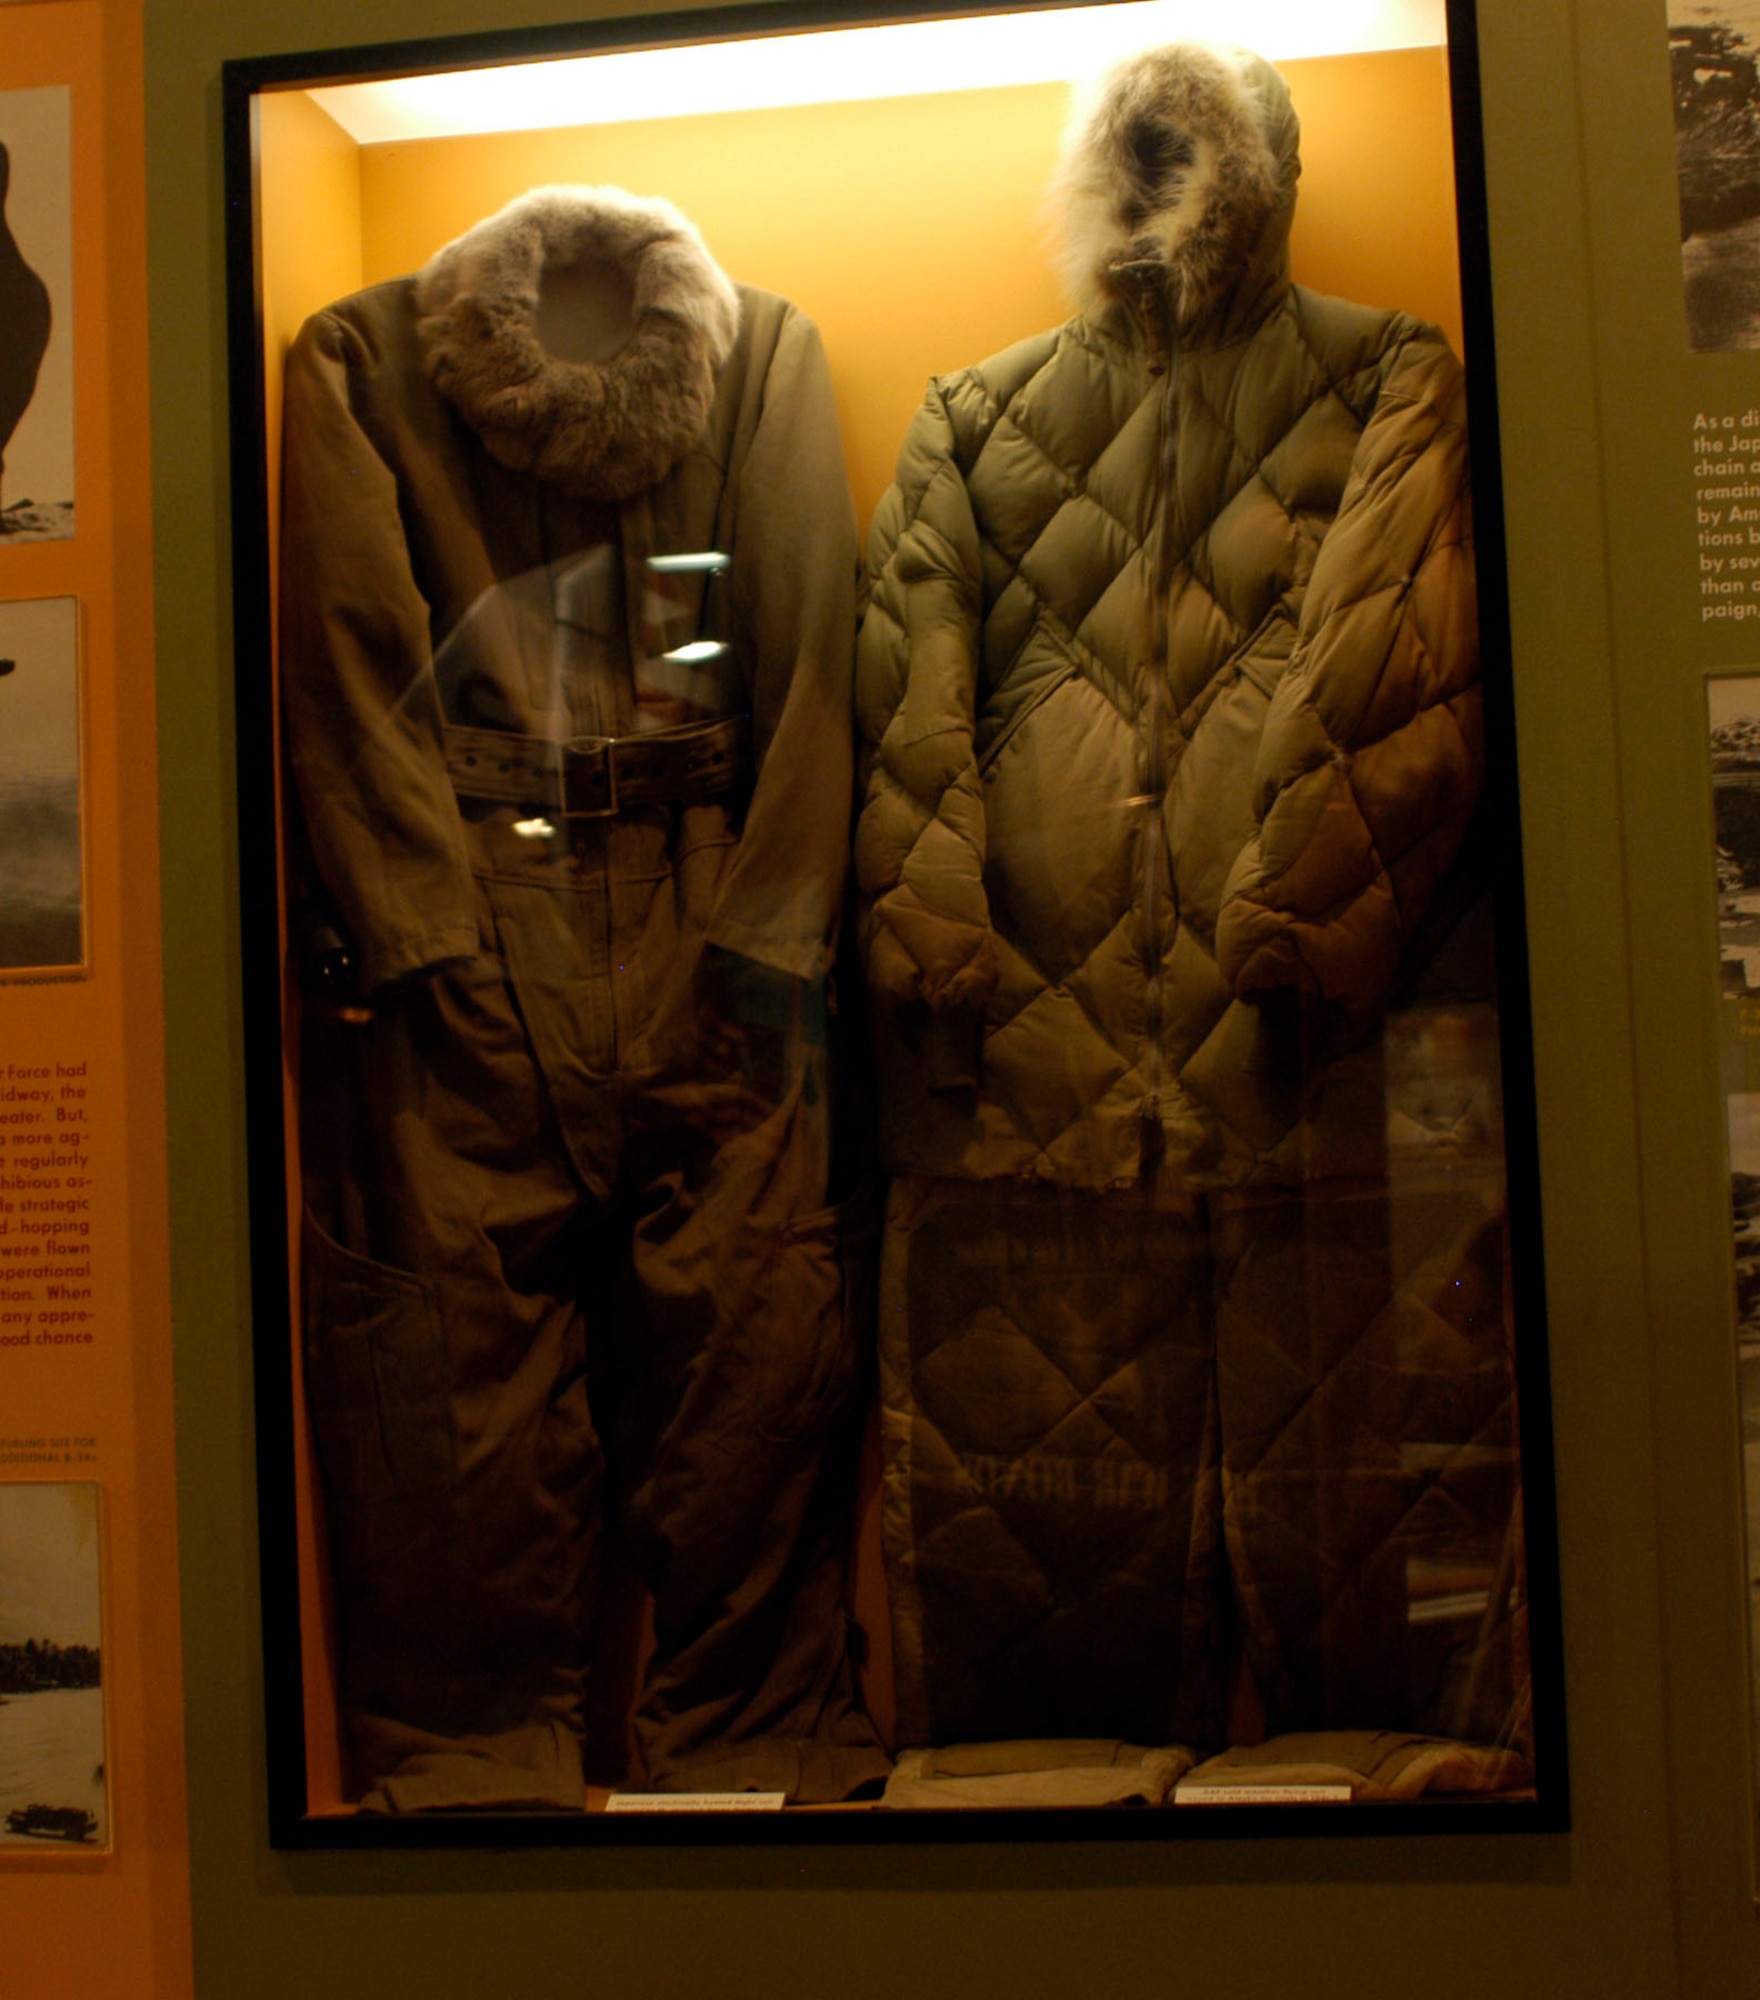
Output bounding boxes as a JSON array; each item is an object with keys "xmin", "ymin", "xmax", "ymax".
[
  {"xmin": 1199, "ymin": 481, "xmax": 1309, "ymax": 635},
  {"xmin": 859, "ymin": 46, "xmax": 1516, "ymax": 1759},
  {"xmin": 1212, "ymin": 1166, "xmax": 1519, "ymax": 1733},
  {"xmin": 881, "ymin": 1102, "xmax": 1522, "ymax": 1747},
  {"xmin": 887, "ymin": 1181, "xmax": 1223, "ymax": 1746},
  {"xmin": 858, "ymin": 258, "xmax": 1478, "ymax": 1191},
  {"xmin": 1257, "ymin": 391, "xmax": 1365, "ymax": 513},
  {"xmin": 914, "ymin": 1309, "xmax": 1085, "ymax": 1453},
  {"xmin": 1018, "ymin": 493, "xmax": 1145, "ymax": 644},
  {"xmin": 979, "ymin": 981, "xmax": 1132, "ymax": 1154},
  {"xmin": 982, "ymin": 680, "xmax": 1137, "ymax": 975}
]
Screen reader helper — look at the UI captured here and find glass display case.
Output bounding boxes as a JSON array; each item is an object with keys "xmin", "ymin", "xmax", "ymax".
[{"xmin": 222, "ymin": 0, "xmax": 1563, "ymax": 1843}]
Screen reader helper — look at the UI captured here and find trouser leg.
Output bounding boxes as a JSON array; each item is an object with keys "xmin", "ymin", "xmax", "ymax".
[
  {"xmin": 1386, "ymin": 999, "xmax": 1531, "ymax": 1751},
  {"xmin": 299, "ymin": 937, "xmax": 602, "ymax": 1812},
  {"xmin": 1214, "ymin": 1172, "xmax": 1524, "ymax": 1741},
  {"xmin": 878, "ymin": 1178, "xmax": 1225, "ymax": 1751},
  {"xmin": 612, "ymin": 1012, "xmax": 890, "ymax": 1802},
  {"xmin": 1386, "ymin": 1180, "xmax": 1528, "ymax": 1749},
  {"xmin": 1212, "ymin": 1179, "xmax": 1410, "ymax": 1734}
]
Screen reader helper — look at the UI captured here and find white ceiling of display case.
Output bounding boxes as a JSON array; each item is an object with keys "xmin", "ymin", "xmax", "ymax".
[{"xmin": 304, "ymin": 0, "xmax": 1447, "ymax": 144}]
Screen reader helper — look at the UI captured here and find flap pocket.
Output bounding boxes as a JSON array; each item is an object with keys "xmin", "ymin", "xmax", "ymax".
[
  {"xmin": 303, "ymin": 1211, "xmax": 456, "ymax": 1499},
  {"xmin": 755, "ymin": 1187, "xmax": 878, "ymax": 1444},
  {"xmin": 977, "ymin": 659, "xmax": 1079, "ymax": 776},
  {"xmin": 1232, "ymin": 602, "xmax": 1298, "ymax": 698}
]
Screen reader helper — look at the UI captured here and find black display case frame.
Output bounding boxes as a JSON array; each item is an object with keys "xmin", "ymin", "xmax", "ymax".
[{"xmin": 221, "ymin": 0, "xmax": 1568, "ymax": 1848}]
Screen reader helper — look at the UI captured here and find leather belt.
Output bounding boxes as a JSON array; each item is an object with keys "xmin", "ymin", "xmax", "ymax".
[{"xmin": 443, "ymin": 715, "xmax": 749, "ymax": 820}]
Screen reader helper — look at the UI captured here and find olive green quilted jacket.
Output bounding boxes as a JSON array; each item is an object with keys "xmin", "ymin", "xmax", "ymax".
[{"xmin": 855, "ymin": 43, "xmax": 1481, "ymax": 1190}]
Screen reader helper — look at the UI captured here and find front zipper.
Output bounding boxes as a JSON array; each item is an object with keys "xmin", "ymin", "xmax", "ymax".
[{"xmin": 1126, "ymin": 266, "xmax": 1178, "ymax": 1183}]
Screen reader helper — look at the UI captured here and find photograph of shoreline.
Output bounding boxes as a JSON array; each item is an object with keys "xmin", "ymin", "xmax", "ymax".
[
  {"xmin": 0, "ymin": 596, "xmax": 82, "ymax": 976},
  {"xmin": 0, "ymin": 1483, "xmax": 105, "ymax": 1850}
]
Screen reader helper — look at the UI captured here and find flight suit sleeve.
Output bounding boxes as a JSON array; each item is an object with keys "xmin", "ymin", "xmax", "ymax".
[
  {"xmin": 704, "ymin": 307, "xmax": 859, "ymax": 986},
  {"xmin": 279, "ymin": 306, "xmax": 478, "ymax": 994},
  {"xmin": 1214, "ymin": 323, "xmax": 1482, "ymax": 1017}
]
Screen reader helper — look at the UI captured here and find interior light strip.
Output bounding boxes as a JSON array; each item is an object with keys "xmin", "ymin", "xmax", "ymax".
[{"xmin": 305, "ymin": 0, "xmax": 1445, "ymax": 144}]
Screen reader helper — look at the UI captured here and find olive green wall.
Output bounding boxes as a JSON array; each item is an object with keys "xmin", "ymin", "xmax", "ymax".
[{"xmin": 147, "ymin": 0, "xmax": 1737, "ymax": 1992}]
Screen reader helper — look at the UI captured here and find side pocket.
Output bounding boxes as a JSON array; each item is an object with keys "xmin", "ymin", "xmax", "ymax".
[
  {"xmin": 975, "ymin": 660, "xmax": 1079, "ymax": 777},
  {"xmin": 302, "ymin": 1211, "xmax": 456, "ymax": 1499},
  {"xmin": 755, "ymin": 1186, "xmax": 878, "ymax": 1445}
]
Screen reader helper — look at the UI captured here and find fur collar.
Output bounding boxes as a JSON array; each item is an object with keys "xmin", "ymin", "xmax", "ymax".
[
  {"xmin": 415, "ymin": 185, "xmax": 741, "ymax": 501},
  {"xmin": 1053, "ymin": 43, "xmax": 1299, "ymax": 337}
]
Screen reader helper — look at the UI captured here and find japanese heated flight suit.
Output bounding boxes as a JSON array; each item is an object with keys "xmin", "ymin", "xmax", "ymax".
[{"xmin": 280, "ymin": 187, "xmax": 887, "ymax": 1810}]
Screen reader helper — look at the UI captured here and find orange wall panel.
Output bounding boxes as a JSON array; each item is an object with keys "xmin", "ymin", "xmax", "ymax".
[{"xmin": 0, "ymin": 2, "xmax": 190, "ymax": 1995}]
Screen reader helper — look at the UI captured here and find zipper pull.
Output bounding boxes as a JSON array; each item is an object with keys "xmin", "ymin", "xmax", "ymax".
[{"xmin": 1112, "ymin": 258, "xmax": 1171, "ymax": 375}]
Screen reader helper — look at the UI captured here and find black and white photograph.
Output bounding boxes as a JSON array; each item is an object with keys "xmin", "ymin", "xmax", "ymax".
[
  {"xmin": 0, "ymin": 596, "xmax": 83, "ymax": 976},
  {"xmin": 0, "ymin": 1483, "xmax": 106, "ymax": 1851},
  {"xmin": 1710, "ymin": 676, "xmax": 1760, "ymax": 963},
  {"xmin": 1708, "ymin": 676, "xmax": 1760, "ymax": 1808},
  {"xmin": 0, "ymin": 86, "xmax": 70, "ymax": 542},
  {"xmin": 1668, "ymin": 4, "xmax": 1760, "ymax": 347},
  {"xmin": 1725, "ymin": 1092, "xmax": 1760, "ymax": 1800}
]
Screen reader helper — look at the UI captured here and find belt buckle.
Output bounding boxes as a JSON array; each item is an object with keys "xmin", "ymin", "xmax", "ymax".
[{"xmin": 559, "ymin": 735, "xmax": 619, "ymax": 820}]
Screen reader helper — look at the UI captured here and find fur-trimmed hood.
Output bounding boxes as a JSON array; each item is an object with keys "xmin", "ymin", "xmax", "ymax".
[
  {"xmin": 415, "ymin": 185, "xmax": 741, "ymax": 501},
  {"xmin": 1053, "ymin": 42, "xmax": 1300, "ymax": 337}
]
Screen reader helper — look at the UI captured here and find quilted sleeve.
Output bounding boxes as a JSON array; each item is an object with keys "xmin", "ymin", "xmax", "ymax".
[
  {"xmin": 1214, "ymin": 325, "xmax": 1481, "ymax": 1016},
  {"xmin": 280, "ymin": 306, "xmax": 478, "ymax": 993},
  {"xmin": 854, "ymin": 378, "xmax": 998, "ymax": 1080}
]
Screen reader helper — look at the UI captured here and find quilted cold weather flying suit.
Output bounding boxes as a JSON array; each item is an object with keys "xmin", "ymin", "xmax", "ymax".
[
  {"xmin": 857, "ymin": 47, "xmax": 1526, "ymax": 1754},
  {"xmin": 280, "ymin": 187, "xmax": 887, "ymax": 1811}
]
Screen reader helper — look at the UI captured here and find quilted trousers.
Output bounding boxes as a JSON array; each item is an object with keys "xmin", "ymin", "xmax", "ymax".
[
  {"xmin": 878, "ymin": 1157, "xmax": 1524, "ymax": 1754},
  {"xmin": 297, "ymin": 814, "xmax": 889, "ymax": 1811}
]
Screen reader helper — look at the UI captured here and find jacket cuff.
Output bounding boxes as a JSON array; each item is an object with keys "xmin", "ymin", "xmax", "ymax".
[
  {"xmin": 703, "ymin": 909, "xmax": 832, "ymax": 985},
  {"xmin": 357, "ymin": 921, "xmax": 480, "ymax": 996}
]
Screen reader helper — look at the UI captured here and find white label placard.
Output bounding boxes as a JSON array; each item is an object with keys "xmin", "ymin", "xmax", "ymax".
[
  {"xmin": 1173, "ymin": 1782, "xmax": 1354, "ymax": 1806},
  {"xmin": 603, "ymin": 1791, "xmax": 787, "ymax": 1814}
]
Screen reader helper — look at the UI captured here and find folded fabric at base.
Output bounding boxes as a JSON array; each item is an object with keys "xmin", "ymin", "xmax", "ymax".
[
  {"xmin": 881, "ymin": 1739, "xmax": 1197, "ymax": 1809},
  {"xmin": 1178, "ymin": 1730, "xmax": 1533, "ymax": 1802},
  {"xmin": 356, "ymin": 1720, "xmax": 584, "ymax": 1815}
]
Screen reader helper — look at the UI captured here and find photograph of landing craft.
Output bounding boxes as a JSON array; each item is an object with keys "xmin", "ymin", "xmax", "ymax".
[
  {"xmin": 0, "ymin": 1485, "xmax": 106, "ymax": 1851},
  {"xmin": 1672, "ymin": 9, "xmax": 1760, "ymax": 347},
  {"xmin": 4, "ymin": 1801, "xmax": 95, "ymax": 1842}
]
